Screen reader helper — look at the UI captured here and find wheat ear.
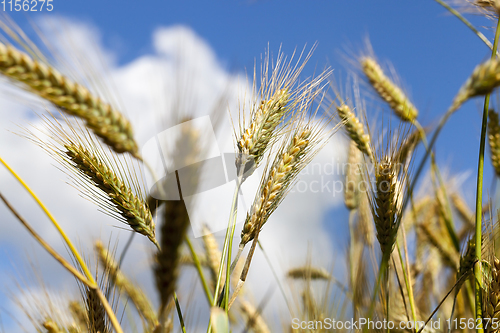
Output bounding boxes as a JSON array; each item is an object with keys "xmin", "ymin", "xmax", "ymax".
[
  {"xmin": 483, "ymin": 256, "xmax": 500, "ymax": 333},
  {"xmin": 155, "ymin": 199, "xmax": 190, "ymax": 315},
  {"xmin": 452, "ymin": 58, "xmax": 500, "ymax": 111},
  {"xmin": 370, "ymin": 155, "xmax": 402, "ymax": 258},
  {"xmin": 65, "ymin": 144, "xmax": 157, "ymax": 246},
  {"xmin": 240, "ymin": 127, "xmax": 311, "ymax": 245},
  {"xmin": 85, "ymin": 288, "xmax": 108, "ymax": 333},
  {"xmin": 95, "ymin": 241, "xmax": 157, "ymax": 328},
  {"xmin": 456, "ymin": 238, "xmax": 476, "ymax": 292},
  {"xmin": 237, "ymin": 88, "xmax": 291, "ymax": 172},
  {"xmin": 287, "ymin": 266, "xmax": 331, "ymax": 280},
  {"xmin": 337, "ymin": 104, "xmax": 373, "ymax": 160},
  {"xmin": 361, "ymin": 57, "xmax": 418, "ymax": 122},
  {"xmin": 0, "ymin": 42, "xmax": 140, "ymax": 158},
  {"xmin": 236, "ymin": 46, "xmax": 330, "ymax": 175},
  {"xmin": 202, "ymin": 226, "xmax": 223, "ymax": 285},
  {"xmin": 344, "ymin": 140, "xmax": 363, "ymax": 210},
  {"xmin": 488, "ymin": 109, "xmax": 500, "ymax": 176}
]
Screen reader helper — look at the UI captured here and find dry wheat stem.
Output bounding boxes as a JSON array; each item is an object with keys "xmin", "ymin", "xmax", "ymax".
[
  {"xmin": 95, "ymin": 241, "xmax": 158, "ymax": 328},
  {"xmin": 0, "ymin": 42, "xmax": 140, "ymax": 158},
  {"xmin": 361, "ymin": 57, "xmax": 418, "ymax": 122}
]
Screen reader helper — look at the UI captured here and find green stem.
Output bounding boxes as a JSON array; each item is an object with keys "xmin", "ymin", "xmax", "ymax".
[
  {"xmin": 396, "ymin": 240, "xmax": 418, "ymax": 331},
  {"xmin": 365, "ymin": 253, "xmax": 389, "ymax": 333},
  {"xmin": 434, "ymin": 0, "xmax": 496, "ymax": 55},
  {"xmin": 185, "ymin": 236, "xmax": 214, "ymax": 305},
  {"xmin": 474, "ymin": 15, "xmax": 500, "ymax": 333},
  {"xmin": 174, "ymin": 292, "xmax": 187, "ymax": 333}
]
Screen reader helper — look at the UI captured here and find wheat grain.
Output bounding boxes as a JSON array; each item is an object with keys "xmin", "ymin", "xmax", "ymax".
[
  {"xmin": 0, "ymin": 42, "xmax": 140, "ymax": 158},
  {"xmin": 361, "ymin": 57, "xmax": 418, "ymax": 122}
]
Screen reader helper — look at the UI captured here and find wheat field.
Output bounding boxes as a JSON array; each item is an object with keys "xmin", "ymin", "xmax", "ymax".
[{"xmin": 2, "ymin": 1, "xmax": 500, "ymax": 332}]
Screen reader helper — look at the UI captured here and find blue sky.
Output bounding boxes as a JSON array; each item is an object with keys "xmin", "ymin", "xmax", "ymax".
[{"xmin": 1, "ymin": 0, "xmax": 499, "ymax": 331}]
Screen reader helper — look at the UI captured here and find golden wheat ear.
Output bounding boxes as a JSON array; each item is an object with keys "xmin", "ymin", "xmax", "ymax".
[
  {"xmin": 366, "ymin": 124, "xmax": 414, "ymax": 261},
  {"xmin": 236, "ymin": 46, "xmax": 331, "ymax": 177},
  {"xmin": 451, "ymin": 58, "xmax": 500, "ymax": 111},
  {"xmin": 360, "ymin": 56, "xmax": 418, "ymax": 122},
  {"xmin": 488, "ymin": 109, "xmax": 500, "ymax": 176},
  {"xmin": 25, "ymin": 115, "xmax": 157, "ymax": 246},
  {"xmin": 0, "ymin": 41, "xmax": 141, "ymax": 158}
]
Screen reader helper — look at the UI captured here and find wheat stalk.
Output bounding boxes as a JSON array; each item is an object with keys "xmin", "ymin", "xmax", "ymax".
[
  {"xmin": 0, "ymin": 42, "xmax": 140, "ymax": 158},
  {"xmin": 361, "ymin": 56, "xmax": 418, "ymax": 122}
]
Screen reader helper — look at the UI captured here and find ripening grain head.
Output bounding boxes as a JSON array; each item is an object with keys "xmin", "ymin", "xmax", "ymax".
[{"xmin": 236, "ymin": 45, "xmax": 331, "ymax": 178}]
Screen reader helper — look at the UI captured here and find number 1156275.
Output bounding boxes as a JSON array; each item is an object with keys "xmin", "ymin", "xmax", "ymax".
[{"xmin": 1, "ymin": 0, "xmax": 53, "ymax": 11}]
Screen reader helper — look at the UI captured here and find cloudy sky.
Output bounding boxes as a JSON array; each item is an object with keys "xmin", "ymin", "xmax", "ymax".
[{"xmin": 0, "ymin": 1, "xmax": 497, "ymax": 332}]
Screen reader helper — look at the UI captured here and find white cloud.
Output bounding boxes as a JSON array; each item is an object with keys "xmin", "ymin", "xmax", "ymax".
[{"xmin": 0, "ymin": 18, "xmax": 345, "ymax": 332}]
